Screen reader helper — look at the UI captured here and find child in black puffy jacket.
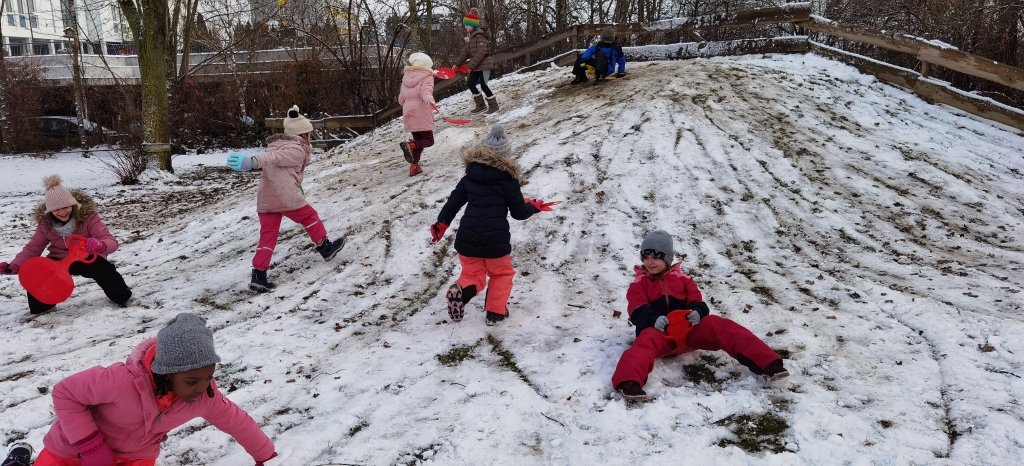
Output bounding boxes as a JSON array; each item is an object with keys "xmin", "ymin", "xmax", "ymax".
[{"xmin": 429, "ymin": 124, "xmax": 556, "ymax": 326}]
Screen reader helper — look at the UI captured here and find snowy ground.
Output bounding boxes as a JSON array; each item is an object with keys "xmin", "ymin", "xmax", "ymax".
[{"xmin": 1, "ymin": 54, "xmax": 1023, "ymax": 465}]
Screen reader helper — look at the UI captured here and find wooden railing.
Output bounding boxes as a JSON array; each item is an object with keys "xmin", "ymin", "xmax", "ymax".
[
  {"xmin": 796, "ymin": 15, "xmax": 1024, "ymax": 131},
  {"xmin": 266, "ymin": 3, "xmax": 813, "ymax": 135},
  {"xmin": 268, "ymin": 2, "xmax": 1024, "ymax": 136}
]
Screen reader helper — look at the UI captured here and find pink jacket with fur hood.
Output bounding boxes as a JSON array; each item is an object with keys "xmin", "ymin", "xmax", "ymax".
[
  {"xmin": 398, "ymin": 66, "xmax": 436, "ymax": 133},
  {"xmin": 11, "ymin": 191, "xmax": 118, "ymax": 269},
  {"xmin": 254, "ymin": 133, "xmax": 313, "ymax": 213},
  {"xmin": 42, "ymin": 338, "xmax": 275, "ymax": 461}
]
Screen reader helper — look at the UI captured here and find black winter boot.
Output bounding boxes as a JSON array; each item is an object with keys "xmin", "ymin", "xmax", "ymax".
[
  {"xmin": 764, "ymin": 359, "xmax": 790, "ymax": 381},
  {"xmin": 446, "ymin": 284, "xmax": 465, "ymax": 322},
  {"xmin": 316, "ymin": 236, "xmax": 346, "ymax": 261},
  {"xmin": 615, "ymin": 381, "xmax": 649, "ymax": 402},
  {"xmin": 250, "ymin": 268, "xmax": 276, "ymax": 292},
  {"xmin": 2, "ymin": 443, "xmax": 34, "ymax": 466},
  {"xmin": 485, "ymin": 309, "xmax": 509, "ymax": 326}
]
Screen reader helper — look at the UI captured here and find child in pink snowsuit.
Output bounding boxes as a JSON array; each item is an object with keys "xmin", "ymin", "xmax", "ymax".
[
  {"xmin": 612, "ymin": 230, "xmax": 790, "ymax": 402},
  {"xmin": 398, "ymin": 52, "xmax": 437, "ymax": 176},
  {"xmin": 28, "ymin": 313, "xmax": 285, "ymax": 466},
  {"xmin": 0, "ymin": 175, "xmax": 132, "ymax": 315},
  {"xmin": 226, "ymin": 106, "xmax": 345, "ymax": 292}
]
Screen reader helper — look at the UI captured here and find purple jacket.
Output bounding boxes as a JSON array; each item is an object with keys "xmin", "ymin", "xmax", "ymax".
[
  {"xmin": 42, "ymin": 338, "xmax": 275, "ymax": 461},
  {"xmin": 254, "ymin": 134, "xmax": 313, "ymax": 213},
  {"xmin": 11, "ymin": 191, "xmax": 118, "ymax": 269},
  {"xmin": 398, "ymin": 66, "xmax": 436, "ymax": 133}
]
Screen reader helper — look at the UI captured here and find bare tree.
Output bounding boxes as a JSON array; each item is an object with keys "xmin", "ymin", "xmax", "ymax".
[{"xmin": 118, "ymin": 0, "xmax": 172, "ymax": 171}]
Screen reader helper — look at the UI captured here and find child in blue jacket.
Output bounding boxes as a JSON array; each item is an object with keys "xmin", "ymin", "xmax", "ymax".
[{"xmin": 571, "ymin": 27, "xmax": 626, "ymax": 85}]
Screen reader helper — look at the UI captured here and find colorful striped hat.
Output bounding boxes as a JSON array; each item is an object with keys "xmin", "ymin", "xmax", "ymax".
[{"xmin": 463, "ymin": 8, "xmax": 480, "ymax": 28}]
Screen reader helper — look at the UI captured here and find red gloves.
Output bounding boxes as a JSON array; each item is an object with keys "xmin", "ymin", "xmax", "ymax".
[
  {"xmin": 430, "ymin": 222, "xmax": 449, "ymax": 242},
  {"xmin": 0, "ymin": 261, "xmax": 17, "ymax": 275},
  {"xmin": 523, "ymin": 198, "xmax": 558, "ymax": 212},
  {"xmin": 85, "ymin": 238, "xmax": 106, "ymax": 254},
  {"xmin": 75, "ymin": 432, "xmax": 114, "ymax": 466}
]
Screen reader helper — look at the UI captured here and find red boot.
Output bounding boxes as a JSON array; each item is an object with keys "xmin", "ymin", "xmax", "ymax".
[{"xmin": 409, "ymin": 163, "xmax": 423, "ymax": 176}]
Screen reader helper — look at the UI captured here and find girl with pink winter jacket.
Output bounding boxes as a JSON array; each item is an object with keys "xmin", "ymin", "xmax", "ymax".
[
  {"xmin": 398, "ymin": 52, "xmax": 437, "ymax": 177},
  {"xmin": 0, "ymin": 175, "xmax": 132, "ymax": 316},
  {"xmin": 29, "ymin": 313, "xmax": 286, "ymax": 466},
  {"xmin": 226, "ymin": 106, "xmax": 346, "ymax": 292}
]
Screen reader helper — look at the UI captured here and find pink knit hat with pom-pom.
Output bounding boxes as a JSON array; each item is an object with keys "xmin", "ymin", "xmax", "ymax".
[{"xmin": 43, "ymin": 175, "xmax": 78, "ymax": 212}]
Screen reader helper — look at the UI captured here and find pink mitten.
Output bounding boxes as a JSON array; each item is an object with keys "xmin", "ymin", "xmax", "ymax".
[
  {"xmin": 85, "ymin": 238, "xmax": 106, "ymax": 254},
  {"xmin": 75, "ymin": 432, "xmax": 114, "ymax": 466}
]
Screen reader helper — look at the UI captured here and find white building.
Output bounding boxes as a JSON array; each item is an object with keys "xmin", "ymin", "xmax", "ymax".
[{"xmin": 1, "ymin": 0, "xmax": 132, "ymax": 56}]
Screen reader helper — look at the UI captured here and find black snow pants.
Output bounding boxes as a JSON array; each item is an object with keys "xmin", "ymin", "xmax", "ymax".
[
  {"xmin": 572, "ymin": 51, "xmax": 609, "ymax": 80},
  {"xmin": 26, "ymin": 255, "xmax": 132, "ymax": 314}
]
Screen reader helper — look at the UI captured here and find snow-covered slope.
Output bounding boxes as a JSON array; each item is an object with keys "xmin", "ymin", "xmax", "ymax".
[{"xmin": 2, "ymin": 54, "xmax": 1023, "ymax": 465}]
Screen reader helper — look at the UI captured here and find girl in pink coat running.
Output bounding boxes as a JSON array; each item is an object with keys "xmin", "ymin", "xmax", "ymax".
[
  {"xmin": 27, "ymin": 313, "xmax": 286, "ymax": 466},
  {"xmin": 226, "ymin": 106, "xmax": 346, "ymax": 292},
  {"xmin": 398, "ymin": 52, "xmax": 437, "ymax": 176}
]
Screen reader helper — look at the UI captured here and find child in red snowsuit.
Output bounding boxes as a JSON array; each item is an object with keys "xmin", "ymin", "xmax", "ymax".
[{"xmin": 613, "ymin": 230, "xmax": 789, "ymax": 402}]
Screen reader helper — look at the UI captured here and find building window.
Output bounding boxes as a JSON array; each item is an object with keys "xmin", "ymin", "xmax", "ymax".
[
  {"xmin": 18, "ymin": 14, "xmax": 25, "ymax": 27},
  {"xmin": 6, "ymin": 15, "xmax": 13, "ymax": 26},
  {"xmin": 60, "ymin": 0, "xmax": 71, "ymax": 30}
]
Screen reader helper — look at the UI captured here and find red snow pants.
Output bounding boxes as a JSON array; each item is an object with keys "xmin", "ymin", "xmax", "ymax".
[
  {"xmin": 253, "ymin": 204, "xmax": 327, "ymax": 270},
  {"xmin": 33, "ymin": 448, "xmax": 156, "ymax": 466},
  {"xmin": 611, "ymin": 315, "xmax": 781, "ymax": 388},
  {"xmin": 455, "ymin": 254, "xmax": 514, "ymax": 315}
]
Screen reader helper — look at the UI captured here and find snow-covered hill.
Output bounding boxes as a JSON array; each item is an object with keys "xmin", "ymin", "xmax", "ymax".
[{"xmin": 2, "ymin": 53, "xmax": 1023, "ymax": 465}]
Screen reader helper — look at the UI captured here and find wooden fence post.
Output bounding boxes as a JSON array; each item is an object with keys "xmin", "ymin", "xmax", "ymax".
[{"xmin": 920, "ymin": 33, "xmax": 931, "ymax": 78}]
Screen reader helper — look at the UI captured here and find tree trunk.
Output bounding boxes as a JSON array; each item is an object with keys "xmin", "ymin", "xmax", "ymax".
[
  {"xmin": 177, "ymin": 0, "xmax": 200, "ymax": 79},
  {"xmin": 120, "ymin": 0, "xmax": 172, "ymax": 171},
  {"xmin": 406, "ymin": 0, "xmax": 418, "ymax": 49}
]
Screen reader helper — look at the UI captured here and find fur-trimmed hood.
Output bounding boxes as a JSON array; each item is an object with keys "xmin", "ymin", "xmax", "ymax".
[
  {"xmin": 462, "ymin": 146, "xmax": 523, "ymax": 182},
  {"xmin": 33, "ymin": 190, "xmax": 96, "ymax": 225},
  {"xmin": 265, "ymin": 133, "xmax": 306, "ymax": 146},
  {"xmin": 403, "ymin": 65, "xmax": 434, "ymax": 74}
]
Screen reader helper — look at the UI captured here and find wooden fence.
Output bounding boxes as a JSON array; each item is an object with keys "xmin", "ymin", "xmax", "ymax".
[
  {"xmin": 269, "ymin": 2, "xmax": 1024, "ymax": 138},
  {"xmin": 267, "ymin": 3, "xmax": 814, "ymax": 138}
]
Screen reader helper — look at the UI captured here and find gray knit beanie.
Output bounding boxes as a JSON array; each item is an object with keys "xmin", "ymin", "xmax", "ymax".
[
  {"xmin": 640, "ymin": 230, "xmax": 674, "ymax": 263},
  {"xmin": 601, "ymin": 26, "xmax": 615, "ymax": 42},
  {"xmin": 483, "ymin": 124, "xmax": 511, "ymax": 158},
  {"xmin": 151, "ymin": 313, "xmax": 221, "ymax": 374}
]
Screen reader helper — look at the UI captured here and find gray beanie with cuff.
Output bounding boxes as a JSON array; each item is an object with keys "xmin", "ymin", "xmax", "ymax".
[
  {"xmin": 640, "ymin": 230, "xmax": 674, "ymax": 263},
  {"xmin": 151, "ymin": 313, "xmax": 222, "ymax": 374},
  {"xmin": 483, "ymin": 124, "xmax": 511, "ymax": 158},
  {"xmin": 601, "ymin": 27, "xmax": 615, "ymax": 42}
]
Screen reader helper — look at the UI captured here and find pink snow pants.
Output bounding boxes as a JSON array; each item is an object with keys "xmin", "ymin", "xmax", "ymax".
[
  {"xmin": 253, "ymin": 204, "xmax": 327, "ymax": 270},
  {"xmin": 611, "ymin": 315, "xmax": 781, "ymax": 388},
  {"xmin": 455, "ymin": 254, "xmax": 514, "ymax": 315}
]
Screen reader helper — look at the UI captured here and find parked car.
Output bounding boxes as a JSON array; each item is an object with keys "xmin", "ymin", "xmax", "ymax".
[{"xmin": 38, "ymin": 115, "xmax": 118, "ymax": 139}]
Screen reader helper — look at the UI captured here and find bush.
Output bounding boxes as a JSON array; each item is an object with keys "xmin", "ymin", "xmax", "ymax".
[{"xmin": 99, "ymin": 138, "xmax": 148, "ymax": 185}]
